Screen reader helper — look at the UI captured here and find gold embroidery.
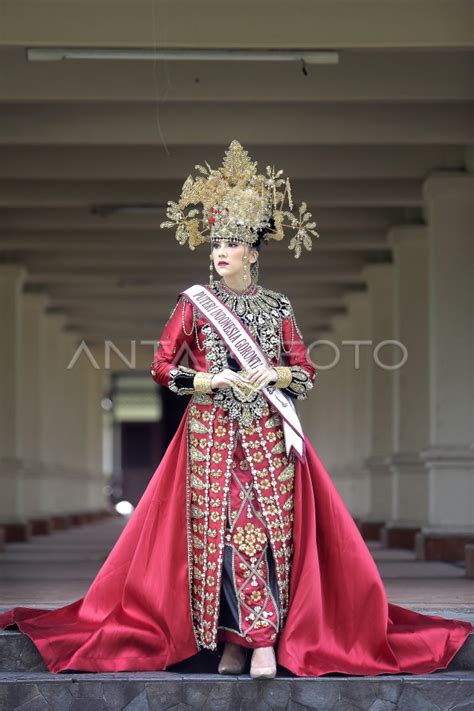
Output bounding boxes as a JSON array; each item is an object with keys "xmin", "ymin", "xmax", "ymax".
[
  {"xmin": 191, "ymin": 446, "xmax": 206, "ymax": 462},
  {"xmin": 271, "ymin": 440, "xmax": 285, "ymax": 454},
  {"xmin": 192, "ymin": 393, "xmax": 213, "ymax": 405},
  {"xmin": 232, "ymin": 522, "xmax": 267, "ymax": 557},
  {"xmin": 190, "ymin": 418, "xmax": 209, "ymax": 434},
  {"xmin": 191, "ymin": 474, "xmax": 206, "ymax": 490},
  {"xmin": 278, "ymin": 463, "xmax": 295, "ymax": 481},
  {"xmin": 264, "ymin": 415, "xmax": 281, "ymax": 429},
  {"xmin": 191, "ymin": 505, "xmax": 204, "ymax": 518},
  {"xmin": 188, "ymin": 400, "xmax": 294, "ymax": 651}
]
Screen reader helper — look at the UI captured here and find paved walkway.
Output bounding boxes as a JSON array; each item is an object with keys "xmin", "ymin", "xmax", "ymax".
[{"xmin": 0, "ymin": 517, "xmax": 472, "ymax": 622}]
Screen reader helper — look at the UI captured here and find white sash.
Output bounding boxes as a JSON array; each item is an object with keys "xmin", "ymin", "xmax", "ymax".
[{"xmin": 181, "ymin": 284, "xmax": 306, "ymax": 462}]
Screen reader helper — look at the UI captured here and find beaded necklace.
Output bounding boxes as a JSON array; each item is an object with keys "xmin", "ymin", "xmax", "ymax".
[
  {"xmin": 212, "ymin": 279, "xmax": 295, "ymax": 356},
  {"xmin": 180, "ymin": 278, "xmax": 296, "ymax": 357}
]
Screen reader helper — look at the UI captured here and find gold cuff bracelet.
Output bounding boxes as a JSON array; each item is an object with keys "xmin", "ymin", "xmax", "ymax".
[
  {"xmin": 193, "ymin": 371, "xmax": 215, "ymax": 393},
  {"xmin": 274, "ymin": 366, "xmax": 293, "ymax": 389}
]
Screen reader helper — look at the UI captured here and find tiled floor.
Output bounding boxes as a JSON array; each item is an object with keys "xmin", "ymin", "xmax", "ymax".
[{"xmin": 0, "ymin": 517, "xmax": 472, "ymax": 622}]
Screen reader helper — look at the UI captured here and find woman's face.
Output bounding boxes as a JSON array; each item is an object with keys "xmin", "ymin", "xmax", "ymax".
[{"xmin": 211, "ymin": 239, "xmax": 257, "ymax": 279}]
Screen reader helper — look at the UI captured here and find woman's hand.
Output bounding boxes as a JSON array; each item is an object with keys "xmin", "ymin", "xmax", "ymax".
[
  {"xmin": 210, "ymin": 368, "xmax": 252, "ymax": 391},
  {"xmin": 239, "ymin": 365, "xmax": 278, "ymax": 392}
]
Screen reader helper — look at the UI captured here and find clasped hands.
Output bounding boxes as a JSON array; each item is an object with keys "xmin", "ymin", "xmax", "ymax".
[{"xmin": 210, "ymin": 365, "xmax": 277, "ymax": 394}]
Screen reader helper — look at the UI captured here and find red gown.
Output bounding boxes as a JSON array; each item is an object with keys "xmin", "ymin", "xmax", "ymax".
[{"xmin": 0, "ymin": 281, "xmax": 471, "ymax": 676}]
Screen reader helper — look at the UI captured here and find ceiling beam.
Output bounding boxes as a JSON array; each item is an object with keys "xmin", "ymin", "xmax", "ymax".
[
  {"xmin": 0, "ymin": 48, "xmax": 472, "ymax": 102},
  {"xmin": 0, "ymin": 207, "xmax": 416, "ymax": 231},
  {"xmin": 1, "ymin": 1, "xmax": 472, "ymax": 49},
  {"xmin": 26, "ymin": 271, "xmax": 366, "ymax": 286},
  {"xmin": 31, "ymin": 282, "xmax": 352, "ymax": 299},
  {"xmin": 46, "ymin": 295, "xmax": 346, "ymax": 311},
  {"xmin": 0, "ymin": 178, "xmax": 423, "ymax": 208},
  {"xmin": 0, "ymin": 229, "xmax": 389, "ymax": 252},
  {"xmin": 0, "ymin": 103, "xmax": 471, "ymax": 145},
  {"xmin": 0, "ymin": 145, "xmax": 466, "ymax": 180},
  {"xmin": 13, "ymin": 252, "xmax": 368, "ymax": 272}
]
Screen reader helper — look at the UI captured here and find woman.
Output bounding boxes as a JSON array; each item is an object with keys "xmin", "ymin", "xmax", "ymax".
[
  {"xmin": 0, "ymin": 140, "xmax": 471, "ymax": 678},
  {"xmin": 150, "ymin": 232, "xmax": 317, "ymax": 678}
]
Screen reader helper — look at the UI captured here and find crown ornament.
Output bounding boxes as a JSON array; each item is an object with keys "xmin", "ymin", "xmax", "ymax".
[{"xmin": 160, "ymin": 139, "xmax": 319, "ymax": 258}]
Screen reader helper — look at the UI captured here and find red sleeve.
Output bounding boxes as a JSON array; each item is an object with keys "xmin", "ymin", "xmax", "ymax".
[
  {"xmin": 150, "ymin": 295, "xmax": 201, "ymax": 395},
  {"xmin": 279, "ymin": 306, "xmax": 318, "ymax": 400}
]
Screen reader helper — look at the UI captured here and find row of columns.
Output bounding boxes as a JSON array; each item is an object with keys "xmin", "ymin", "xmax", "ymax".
[
  {"xmin": 0, "ymin": 266, "xmax": 107, "ymax": 542},
  {"xmin": 300, "ymin": 171, "xmax": 473, "ymax": 560}
]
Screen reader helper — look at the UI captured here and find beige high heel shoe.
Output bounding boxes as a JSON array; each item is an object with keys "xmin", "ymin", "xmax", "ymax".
[
  {"xmin": 218, "ymin": 642, "xmax": 247, "ymax": 674},
  {"xmin": 250, "ymin": 646, "xmax": 277, "ymax": 679}
]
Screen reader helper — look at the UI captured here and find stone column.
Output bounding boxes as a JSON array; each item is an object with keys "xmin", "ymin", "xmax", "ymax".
[
  {"xmin": 40, "ymin": 312, "xmax": 71, "ymax": 526},
  {"xmin": 323, "ymin": 314, "xmax": 354, "ymax": 498},
  {"xmin": 360, "ymin": 263, "xmax": 396, "ymax": 538},
  {"xmin": 61, "ymin": 331, "xmax": 88, "ymax": 515},
  {"xmin": 382, "ymin": 226, "xmax": 430, "ymax": 548},
  {"xmin": 342, "ymin": 291, "xmax": 371, "ymax": 518},
  {"xmin": 19, "ymin": 293, "xmax": 52, "ymax": 534},
  {"xmin": 85, "ymin": 366, "xmax": 106, "ymax": 510},
  {"xmin": 0, "ymin": 264, "xmax": 29, "ymax": 541},
  {"xmin": 418, "ymin": 173, "xmax": 474, "ymax": 553},
  {"xmin": 59, "ymin": 334, "xmax": 106, "ymax": 517},
  {"xmin": 298, "ymin": 327, "xmax": 336, "ymax": 467}
]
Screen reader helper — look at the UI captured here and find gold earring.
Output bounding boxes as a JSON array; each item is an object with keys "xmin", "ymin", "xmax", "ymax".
[
  {"xmin": 251, "ymin": 258, "xmax": 259, "ymax": 284},
  {"xmin": 243, "ymin": 253, "xmax": 248, "ymax": 286},
  {"xmin": 209, "ymin": 251, "xmax": 214, "ymax": 287}
]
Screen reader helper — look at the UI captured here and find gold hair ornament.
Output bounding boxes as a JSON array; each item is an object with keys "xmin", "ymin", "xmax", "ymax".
[{"xmin": 160, "ymin": 139, "xmax": 319, "ymax": 258}]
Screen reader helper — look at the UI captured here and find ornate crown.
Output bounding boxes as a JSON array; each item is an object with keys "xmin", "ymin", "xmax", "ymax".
[{"xmin": 160, "ymin": 139, "xmax": 319, "ymax": 258}]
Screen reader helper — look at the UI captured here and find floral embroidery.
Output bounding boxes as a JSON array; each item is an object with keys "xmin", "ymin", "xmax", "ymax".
[
  {"xmin": 232, "ymin": 522, "xmax": 268, "ymax": 557},
  {"xmin": 188, "ymin": 397, "xmax": 295, "ymax": 651}
]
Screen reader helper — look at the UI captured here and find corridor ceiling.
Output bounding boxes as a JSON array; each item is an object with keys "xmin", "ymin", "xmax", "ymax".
[{"xmin": 0, "ymin": 0, "xmax": 472, "ymax": 345}]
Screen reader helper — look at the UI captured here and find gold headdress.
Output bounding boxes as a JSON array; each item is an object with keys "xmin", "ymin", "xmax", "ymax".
[{"xmin": 160, "ymin": 139, "xmax": 319, "ymax": 258}]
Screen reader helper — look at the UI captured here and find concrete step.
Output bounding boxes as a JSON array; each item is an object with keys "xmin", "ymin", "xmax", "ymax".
[
  {"xmin": 0, "ymin": 669, "xmax": 473, "ymax": 710},
  {"xmin": 0, "ymin": 627, "xmax": 473, "ymax": 676}
]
